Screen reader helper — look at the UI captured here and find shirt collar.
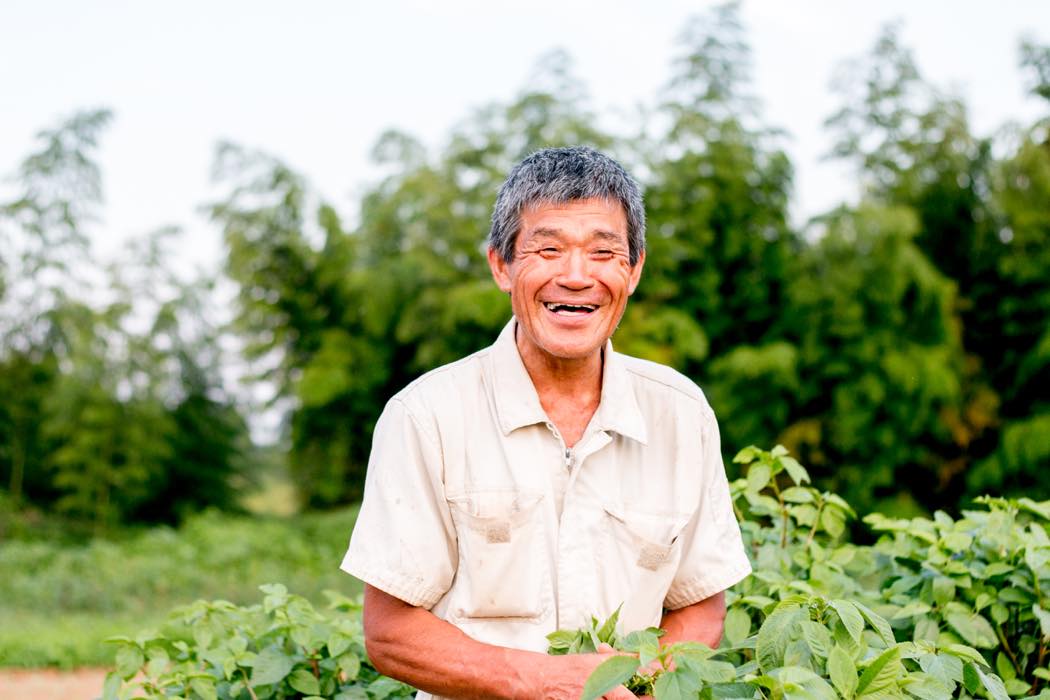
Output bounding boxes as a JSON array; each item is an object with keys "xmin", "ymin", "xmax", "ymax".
[{"xmin": 489, "ymin": 317, "xmax": 648, "ymax": 445}]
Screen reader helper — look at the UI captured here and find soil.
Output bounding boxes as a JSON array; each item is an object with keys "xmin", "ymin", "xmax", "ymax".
[{"xmin": 0, "ymin": 667, "xmax": 109, "ymax": 700}]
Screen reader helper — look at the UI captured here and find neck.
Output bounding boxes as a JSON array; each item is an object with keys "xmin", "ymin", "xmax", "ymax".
[{"xmin": 515, "ymin": 330, "xmax": 604, "ymax": 436}]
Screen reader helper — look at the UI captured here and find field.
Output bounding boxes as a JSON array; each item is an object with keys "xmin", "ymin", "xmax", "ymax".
[{"xmin": 0, "ymin": 507, "xmax": 361, "ymax": 668}]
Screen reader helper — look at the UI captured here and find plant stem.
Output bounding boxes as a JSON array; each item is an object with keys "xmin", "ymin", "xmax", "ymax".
[
  {"xmin": 241, "ymin": 668, "xmax": 259, "ymax": 700},
  {"xmin": 1031, "ymin": 641, "xmax": 1046, "ymax": 695},
  {"xmin": 995, "ymin": 623, "xmax": 1022, "ymax": 677},
  {"xmin": 806, "ymin": 500, "xmax": 825, "ymax": 549}
]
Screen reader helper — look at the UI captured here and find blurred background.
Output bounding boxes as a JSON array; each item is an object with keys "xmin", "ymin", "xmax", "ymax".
[{"xmin": 0, "ymin": 0, "xmax": 1048, "ymax": 671}]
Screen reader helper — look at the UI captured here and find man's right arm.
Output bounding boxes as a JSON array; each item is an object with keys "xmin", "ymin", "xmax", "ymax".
[{"xmin": 363, "ymin": 584, "xmax": 635, "ymax": 700}]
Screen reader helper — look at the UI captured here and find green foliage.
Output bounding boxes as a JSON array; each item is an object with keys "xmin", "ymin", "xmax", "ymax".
[
  {"xmin": 0, "ymin": 114, "xmax": 250, "ymax": 530},
  {"xmin": 102, "ymin": 586, "xmax": 412, "ymax": 700},
  {"xmin": 549, "ymin": 446, "xmax": 1050, "ymax": 699}
]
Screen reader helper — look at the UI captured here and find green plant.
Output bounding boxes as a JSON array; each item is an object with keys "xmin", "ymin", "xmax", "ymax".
[
  {"xmin": 547, "ymin": 445, "xmax": 1050, "ymax": 699},
  {"xmin": 103, "ymin": 585, "xmax": 412, "ymax": 700}
]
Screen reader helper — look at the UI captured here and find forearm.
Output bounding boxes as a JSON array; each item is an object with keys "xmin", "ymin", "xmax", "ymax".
[
  {"xmin": 658, "ymin": 591, "xmax": 726, "ymax": 649},
  {"xmin": 363, "ymin": 584, "xmax": 624, "ymax": 700}
]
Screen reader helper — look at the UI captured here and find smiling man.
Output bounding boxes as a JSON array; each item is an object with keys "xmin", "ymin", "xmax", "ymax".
[{"xmin": 342, "ymin": 147, "xmax": 751, "ymax": 699}]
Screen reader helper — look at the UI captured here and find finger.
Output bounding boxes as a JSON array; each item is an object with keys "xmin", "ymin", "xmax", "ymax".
[
  {"xmin": 603, "ymin": 685, "xmax": 636, "ymax": 700},
  {"xmin": 597, "ymin": 643, "xmax": 616, "ymax": 654}
]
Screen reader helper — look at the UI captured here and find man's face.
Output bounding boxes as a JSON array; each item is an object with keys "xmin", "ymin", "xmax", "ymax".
[{"xmin": 488, "ymin": 197, "xmax": 645, "ymax": 365}]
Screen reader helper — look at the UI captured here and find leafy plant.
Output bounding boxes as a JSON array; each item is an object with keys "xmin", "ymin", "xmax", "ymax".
[
  {"xmin": 103, "ymin": 585, "xmax": 412, "ymax": 700},
  {"xmin": 547, "ymin": 445, "xmax": 1049, "ymax": 699}
]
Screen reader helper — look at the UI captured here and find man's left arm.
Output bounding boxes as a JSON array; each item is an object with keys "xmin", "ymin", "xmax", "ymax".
[
  {"xmin": 658, "ymin": 404, "xmax": 749, "ymax": 649},
  {"xmin": 659, "ymin": 591, "xmax": 726, "ymax": 648}
]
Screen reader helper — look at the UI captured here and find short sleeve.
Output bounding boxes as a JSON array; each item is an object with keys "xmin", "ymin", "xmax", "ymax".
[
  {"xmin": 663, "ymin": 408, "xmax": 752, "ymax": 610},
  {"xmin": 340, "ymin": 397, "xmax": 457, "ymax": 609}
]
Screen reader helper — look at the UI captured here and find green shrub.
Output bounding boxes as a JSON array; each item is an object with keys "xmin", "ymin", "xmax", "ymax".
[{"xmin": 103, "ymin": 586, "xmax": 412, "ymax": 700}]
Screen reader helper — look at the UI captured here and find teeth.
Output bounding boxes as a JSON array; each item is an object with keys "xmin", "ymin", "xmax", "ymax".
[{"xmin": 544, "ymin": 302, "xmax": 598, "ymax": 313}]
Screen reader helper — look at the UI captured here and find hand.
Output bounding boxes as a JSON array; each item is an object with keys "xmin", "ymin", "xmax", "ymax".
[{"xmin": 533, "ymin": 644, "xmax": 636, "ymax": 700}]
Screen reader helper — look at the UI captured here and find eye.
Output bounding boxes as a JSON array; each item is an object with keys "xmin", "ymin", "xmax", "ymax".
[
  {"xmin": 539, "ymin": 247, "xmax": 561, "ymax": 258},
  {"xmin": 592, "ymin": 249, "xmax": 614, "ymax": 260}
]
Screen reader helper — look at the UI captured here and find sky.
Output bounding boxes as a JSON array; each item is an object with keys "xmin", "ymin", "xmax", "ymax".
[{"xmin": 2, "ymin": 1, "xmax": 1049, "ymax": 272}]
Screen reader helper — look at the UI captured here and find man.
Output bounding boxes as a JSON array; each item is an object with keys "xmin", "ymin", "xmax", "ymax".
[{"xmin": 342, "ymin": 146, "xmax": 751, "ymax": 699}]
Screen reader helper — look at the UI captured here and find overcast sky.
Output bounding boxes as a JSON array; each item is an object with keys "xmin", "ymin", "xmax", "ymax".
[{"xmin": 2, "ymin": 0, "xmax": 1048, "ymax": 271}]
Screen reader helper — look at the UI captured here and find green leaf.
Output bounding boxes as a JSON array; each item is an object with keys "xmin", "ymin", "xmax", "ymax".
[
  {"xmin": 820, "ymin": 507, "xmax": 846, "ymax": 538},
  {"xmin": 828, "ymin": 645, "xmax": 858, "ymax": 699},
  {"xmin": 653, "ymin": 666, "xmax": 701, "ymax": 700},
  {"xmin": 327, "ymin": 631, "xmax": 352, "ymax": 657},
  {"xmin": 338, "ymin": 651, "xmax": 361, "ymax": 680},
  {"xmin": 596, "ymin": 604, "xmax": 621, "ymax": 645},
  {"xmin": 733, "ymin": 446, "xmax": 763, "ymax": 464},
  {"xmin": 974, "ymin": 664, "xmax": 1010, "ymax": 700},
  {"xmin": 778, "ymin": 455, "xmax": 810, "ymax": 485},
  {"xmin": 891, "ymin": 601, "xmax": 931, "ymax": 619},
  {"xmin": 830, "ymin": 599, "xmax": 865, "ymax": 643},
  {"xmin": 639, "ymin": 638, "xmax": 660, "ymax": 667},
  {"xmin": 801, "ymin": 619, "xmax": 832, "ymax": 658},
  {"xmin": 620, "ymin": 628, "xmax": 663, "ymax": 653},
  {"xmin": 708, "ymin": 682, "xmax": 757, "ymax": 698},
  {"xmin": 943, "ymin": 643, "xmax": 987, "ymax": 665},
  {"xmin": 995, "ymin": 651, "xmax": 1015, "ymax": 681},
  {"xmin": 335, "ymin": 688, "xmax": 370, "ymax": 700},
  {"xmin": 580, "ymin": 655, "xmax": 641, "ymax": 700},
  {"xmin": 902, "ymin": 672, "xmax": 954, "ymax": 700},
  {"xmin": 756, "ymin": 605, "xmax": 805, "ymax": 673},
  {"xmin": 962, "ymin": 662, "xmax": 981, "ymax": 694},
  {"xmin": 932, "ymin": 577, "xmax": 955, "ymax": 606},
  {"xmin": 723, "ymin": 607, "xmax": 751, "ymax": 646},
  {"xmin": 1026, "ymin": 545, "xmax": 1050, "ymax": 574},
  {"xmin": 913, "ymin": 616, "xmax": 939, "ymax": 642},
  {"xmin": 546, "ymin": 629, "xmax": 579, "ymax": 654},
  {"xmin": 249, "ymin": 647, "xmax": 294, "ymax": 687},
  {"xmin": 289, "ymin": 668, "xmax": 320, "ymax": 696},
  {"xmin": 855, "ymin": 645, "xmax": 902, "ymax": 697},
  {"xmin": 983, "ymin": 562, "xmax": 1014, "ymax": 577},
  {"xmin": 1034, "ymin": 604, "xmax": 1050, "ymax": 640},
  {"xmin": 115, "ymin": 644, "xmax": 144, "ymax": 680},
  {"xmin": 781, "ymin": 486, "xmax": 814, "ymax": 503},
  {"xmin": 1004, "ymin": 678, "xmax": 1032, "ymax": 696},
  {"xmin": 945, "ymin": 611, "xmax": 997, "ymax": 648},
  {"xmin": 688, "ymin": 659, "xmax": 736, "ymax": 683},
  {"xmin": 854, "ymin": 601, "xmax": 896, "ymax": 647},
  {"xmin": 190, "ymin": 677, "xmax": 219, "ymax": 700},
  {"xmin": 101, "ymin": 671, "xmax": 121, "ymax": 700},
  {"xmin": 919, "ymin": 652, "xmax": 963, "ymax": 686},
  {"xmin": 747, "ymin": 463, "xmax": 772, "ymax": 494}
]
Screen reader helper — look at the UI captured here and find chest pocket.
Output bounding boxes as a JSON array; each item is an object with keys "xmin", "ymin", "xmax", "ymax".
[
  {"xmin": 447, "ymin": 490, "xmax": 547, "ymax": 620},
  {"xmin": 596, "ymin": 503, "xmax": 691, "ymax": 633}
]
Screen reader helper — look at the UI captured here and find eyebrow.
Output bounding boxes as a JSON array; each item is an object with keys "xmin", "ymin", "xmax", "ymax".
[{"xmin": 527, "ymin": 228, "xmax": 627, "ymax": 246}]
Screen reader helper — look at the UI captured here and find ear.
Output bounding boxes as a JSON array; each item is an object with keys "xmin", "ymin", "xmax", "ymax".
[
  {"xmin": 487, "ymin": 246, "xmax": 513, "ymax": 293},
  {"xmin": 627, "ymin": 249, "xmax": 646, "ymax": 295}
]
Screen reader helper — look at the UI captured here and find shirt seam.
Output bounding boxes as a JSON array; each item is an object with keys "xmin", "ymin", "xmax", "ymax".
[
  {"xmin": 622, "ymin": 364, "xmax": 715, "ymax": 417},
  {"xmin": 390, "ymin": 396, "xmax": 443, "ymax": 456},
  {"xmin": 664, "ymin": 560, "xmax": 753, "ymax": 610},
  {"xmin": 341, "ymin": 559, "xmax": 446, "ymax": 609}
]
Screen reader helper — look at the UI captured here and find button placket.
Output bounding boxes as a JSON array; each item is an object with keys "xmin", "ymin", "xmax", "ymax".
[{"xmin": 555, "ymin": 430, "xmax": 612, "ymax": 628}]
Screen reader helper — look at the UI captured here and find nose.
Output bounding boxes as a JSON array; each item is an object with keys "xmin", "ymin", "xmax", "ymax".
[{"xmin": 555, "ymin": 249, "xmax": 594, "ymax": 290}]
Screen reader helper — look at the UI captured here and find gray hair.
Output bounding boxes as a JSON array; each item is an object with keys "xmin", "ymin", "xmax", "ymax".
[{"xmin": 488, "ymin": 146, "xmax": 646, "ymax": 265}]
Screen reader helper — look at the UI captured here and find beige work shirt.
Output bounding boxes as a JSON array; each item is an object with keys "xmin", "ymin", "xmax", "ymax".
[{"xmin": 342, "ymin": 319, "xmax": 751, "ymax": 697}]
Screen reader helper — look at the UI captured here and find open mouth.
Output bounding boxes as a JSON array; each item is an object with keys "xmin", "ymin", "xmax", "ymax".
[{"xmin": 543, "ymin": 302, "xmax": 598, "ymax": 316}]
